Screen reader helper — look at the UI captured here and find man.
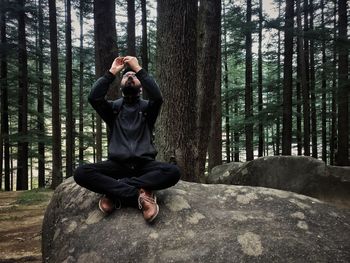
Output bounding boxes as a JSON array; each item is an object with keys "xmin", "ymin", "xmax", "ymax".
[{"xmin": 74, "ymin": 56, "xmax": 181, "ymax": 223}]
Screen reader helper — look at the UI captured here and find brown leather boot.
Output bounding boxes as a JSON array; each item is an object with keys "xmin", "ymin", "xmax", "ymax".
[
  {"xmin": 138, "ymin": 189, "xmax": 159, "ymax": 223},
  {"xmin": 98, "ymin": 196, "xmax": 121, "ymax": 215}
]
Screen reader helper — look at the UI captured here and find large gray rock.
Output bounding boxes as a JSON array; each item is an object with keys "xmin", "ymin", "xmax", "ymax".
[
  {"xmin": 42, "ymin": 177, "xmax": 350, "ymax": 263},
  {"xmin": 207, "ymin": 156, "xmax": 350, "ymax": 207},
  {"xmin": 207, "ymin": 162, "xmax": 243, "ymax": 184}
]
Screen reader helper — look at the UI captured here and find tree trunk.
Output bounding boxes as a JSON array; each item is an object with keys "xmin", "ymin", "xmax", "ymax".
[
  {"xmin": 37, "ymin": 0, "xmax": 45, "ymax": 187},
  {"xmin": 127, "ymin": 0, "xmax": 136, "ymax": 56},
  {"xmin": 66, "ymin": 0, "xmax": 74, "ymax": 178},
  {"xmin": 297, "ymin": 0, "xmax": 309, "ymax": 157},
  {"xmin": 321, "ymin": 0, "xmax": 327, "ymax": 163},
  {"xmin": 208, "ymin": 47, "xmax": 222, "ymax": 171},
  {"xmin": 156, "ymin": 0, "xmax": 198, "ymax": 181},
  {"xmin": 49, "ymin": 0, "xmax": 62, "ymax": 189},
  {"xmin": 223, "ymin": 2, "xmax": 230, "ymax": 163},
  {"xmin": 93, "ymin": 0, "xmax": 119, "ymax": 161},
  {"xmin": 330, "ymin": 2, "xmax": 337, "ymax": 165},
  {"xmin": 336, "ymin": 0, "xmax": 349, "ymax": 165},
  {"xmin": 245, "ymin": 0, "xmax": 254, "ymax": 161},
  {"xmin": 78, "ymin": 0, "xmax": 84, "ymax": 165},
  {"xmin": 309, "ymin": 0, "xmax": 317, "ymax": 158},
  {"xmin": 296, "ymin": 45, "xmax": 302, "ymax": 155},
  {"xmin": 234, "ymin": 82, "xmax": 240, "ymax": 162},
  {"xmin": 17, "ymin": 0, "xmax": 29, "ymax": 190},
  {"xmin": 195, "ymin": 0, "xmax": 221, "ymax": 180},
  {"xmin": 276, "ymin": 0, "xmax": 282, "ymax": 156},
  {"xmin": 282, "ymin": 0, "xmax": 294, "ymax": 155},
  {"xmin": 258, "ymin": 0, "xmax": 263, "ymax": 157},
  {"xmin": 141, "ymin": 0, "xmax": 148, "ymax": 72},
  {"xmin": 301, "ymin": 0, "xmax": 310, "ymax": 156},
  {"xmin": 0, "ymin": 0, "xmax": 10, "ymax": 191}
]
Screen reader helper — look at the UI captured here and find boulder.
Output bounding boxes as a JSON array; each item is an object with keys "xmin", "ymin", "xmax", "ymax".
[
  {"xmin": 42, "ymin": 177, "xmax": 350, "ymax": 263},
  {"xmin": 207, "ymin": 156, "xmax": 350, "ymax": 207},
  {"xmin": 207, "ymin": 162, "xmax": 243, "ymax": 184}
]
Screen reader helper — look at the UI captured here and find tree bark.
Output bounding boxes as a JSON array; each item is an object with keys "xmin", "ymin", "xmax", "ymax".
[
  {"xmin": 141, "ymin": 0, "xmax": 148, "ymax": 72},
  {"xmin": 258, "ymin": 0, "xmax": 263, "ymax": 157},
  {"xmin": 17, "ymin": 0, "xmax": 29, "ymax": 190},
  {"xmin": 282, "ymin": 0, "xmax": 294, "ymax": 155},
  {"xmin": 127, "ymin": 0, "xmax": 136, "ymax": 56},
  {"xmin": 321, "ymin": 0, "xmax": 327, "ymax": 163},
  {"xmin": 156, "ymin": 0, "xmax": 198, "ymax": 181},
  {"xmin": 301, "ymin": 0, "xmax": 310, "ymax": 156},
  {"xmin": 0, "ymin": 0, "xmax": 10, "ymax": 191},
  {"xmin": 93, "ymin": 0, "xmax": 118, "ymax": 161},
  {"xmin": 223, "ymin": 2, "xmax": 230, "ymax": 163},
  {"xmin": 296, "ymin": 44, "xmax": 302, "ymax": 155},
  {"xmin": 276, "ymin": 0, "xmax": 282, "ymax": 156},
  {"xmin": 309, "ymin": 0, "xmax": 317, "ymax": 158},
  {"xmin": 297, "ymin": 0, "xmax": 309, "ymax": 157},
  {"xmin": 49, "ymin": 0, "xmax": 62, "ymax": 189},
  {"xmin": 65, "ymin": 0, "xmax": 74, "ymax": 178},
  {"xmin": 37, "ymin": 0, "xmax": 45, "ymax": 187},
  {"xmin": 336, "ymin": 0, "xmax": 349, "ymax": 165},
  {"xmin": 330, "ymin": 1, "xmax": 337, "ymax": 165},
  {"xmin": 245, "ymin": 0, "xmax": 254, "ymax": 161},
  {"xmin": 208, "ymin": 46, "xmax": 222, "ymax": 171},
  {"xmin": 78, "ymin": 0, "xmax": 84, "ymax": 165},
  {"xmin": 195, "ymin": 0, "xmax": 221, "ymax": 179}
]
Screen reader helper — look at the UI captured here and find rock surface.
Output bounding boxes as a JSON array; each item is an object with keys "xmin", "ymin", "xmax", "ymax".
[
  {"xmin": 42, "ymin": 177, "xmax": 350, "ymax": 263},
  {"xmin": 207, "ymin": 156, "xmax": 350, "ymax": 207}
]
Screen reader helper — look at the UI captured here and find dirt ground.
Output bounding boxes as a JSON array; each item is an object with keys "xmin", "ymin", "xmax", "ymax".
[{"xmin": 0, "ymin": 191, "xmax": 52, "ymax": 263}]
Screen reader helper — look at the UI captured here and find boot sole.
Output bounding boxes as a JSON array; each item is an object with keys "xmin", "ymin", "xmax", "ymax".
[
  {"xmin": 147, "ymin": 204, "xmax": 159, "ymax": 223},
  {"xmin": 98, "ymin": 199, "xmax": 114, "ymax": 215}
]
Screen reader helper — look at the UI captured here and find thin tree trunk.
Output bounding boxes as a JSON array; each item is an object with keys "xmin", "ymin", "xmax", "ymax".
[
  {"xmin": 321, "ymin": 0, "xmax": 327, "ymax": 163},
  {"xmin": 156, "ymin": 0, "xmax": 198, "ymax": 181},
  {"xmin": 300, "ymin": 0, "xmax": 310, "ymax": 156},
  {"xmin": 0, "ymin": 0, "xmax": 10, "ymax": 191},
  {"xmin": 245, "ymin": 0, "xmax": 254, "ymax": 161},
  {"xmin": 330, "ymin": 1, "xmax": 337, "ymax": 165},
  {"xmin": 276, "ymin": 0, "xmax": 282, "ymax": 156},
  {"xmin": 258, "ymin": 0, "xmax": 263, "ymax": 157},
  {"xmin": 234, "ymin": 85, "xmax": 240, "ymax": 162},
  {"xmin": 127, "ymin": 0, "xmax": 136, "ymax": 56},
  {"xmin": 309, "ymin": 0, "xmax": 317, "ymax": 158},
  {"xmin": 282, "ymin": 0, "xmax": 294, "ymax": 155},
  {"xmin": 49, "ymin": 0, "xmax": 62, "ymax": 189},
  {"xmin": 297, "ymin": 0, "xmax": 310, "ymax": 156},
  {"xmin": 296, "ymin": 45, "xmax": 302, "ymax": 156},
  {"xmin": 336, "ymin": 0, "xmax": 349, "ymax": 165},
  {"xmin": 37, "ymin": 0, "xmax": 45, "ymax": 187},
  {"xmin": 17, "ymin": 0, "xmax": 29, "ymax": 190},
  {"xmin": 78, "ymin": 0, "xmax": 84, "ymax": 165},
  {"xmin": 66, "ymin": 0, "xmax": 74, "ymax": 178},
  {"xmin": 141, "ymin": 0, "xmax": 148, "ymax": 72},
  {"xmin": 223, "ymin": 2, "xmax": 230, "ymax": 163},
  {"xmin": 208, "ymin": 47, "xmax": 222, "ymax": 171},
  {"xmin": 195, "ymin": 0, "xmax": 221, "ymax": 180}
]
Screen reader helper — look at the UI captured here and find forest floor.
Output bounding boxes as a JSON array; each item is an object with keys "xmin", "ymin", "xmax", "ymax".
[{"xmin": 0, "ymin": 189, "xmax": 53, "ymax": 263}]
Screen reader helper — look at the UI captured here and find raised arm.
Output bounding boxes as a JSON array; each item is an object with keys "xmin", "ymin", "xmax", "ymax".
[
  {"xmin": 123, "ymin": 56, "xmax": 163, "ymax": 126},
  {"xmin": 88, "ymin": 57, "xmax": 125, "ymax": 127}
]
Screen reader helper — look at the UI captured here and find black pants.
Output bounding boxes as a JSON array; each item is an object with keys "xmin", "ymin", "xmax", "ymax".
[{"xmin": 74, "ymin": 159, "xmax": 181, "ymax": 207}]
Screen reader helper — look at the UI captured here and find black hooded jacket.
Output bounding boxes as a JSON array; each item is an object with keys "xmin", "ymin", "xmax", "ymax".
[{"xmin": 88, "ymin": 69, "xmax": 163, "ymax": 162}]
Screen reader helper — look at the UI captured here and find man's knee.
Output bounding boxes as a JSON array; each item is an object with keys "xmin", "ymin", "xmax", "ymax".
[
  {"xmin": 73, "ymin": 165, "xmax": 89, "ymax": 185},
  {"xmin": 164, "ymin": 163, "xmax": 181, "ymax": 185}
]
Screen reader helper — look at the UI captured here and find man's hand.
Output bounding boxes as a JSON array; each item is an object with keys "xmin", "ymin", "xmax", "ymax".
[
  {"xmin": 123, "ymin": 56, "xmax": 142, "ymax": 73},
  {"xmin": 109, "ymin": 57, "xmax": 125, "ymax": 75}
]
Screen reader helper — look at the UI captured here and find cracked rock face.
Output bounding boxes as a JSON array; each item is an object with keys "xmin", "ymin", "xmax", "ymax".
[{"xmin": 42, "ymin": 178, "xmax": 350, "ymax": 263}]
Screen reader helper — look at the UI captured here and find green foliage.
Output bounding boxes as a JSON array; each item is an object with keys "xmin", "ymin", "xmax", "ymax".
[{"xmin": 16, "ymin": 188, "xmax": 52, "ymax": 205}]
